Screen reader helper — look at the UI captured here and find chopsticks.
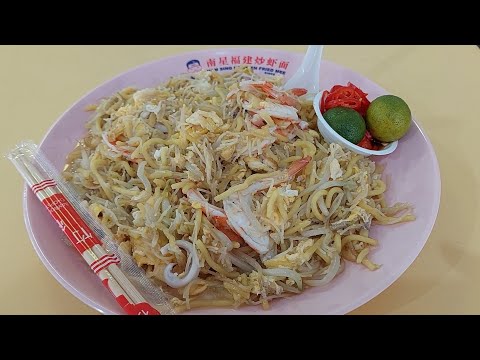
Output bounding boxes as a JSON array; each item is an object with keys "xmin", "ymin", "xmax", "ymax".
[{"xmin": 8, "ymin": 144, "xmax": 166, "ymax": 315}]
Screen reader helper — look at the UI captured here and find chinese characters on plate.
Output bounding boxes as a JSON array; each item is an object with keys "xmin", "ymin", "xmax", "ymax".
[{"xmin": 186, "ymin": 55, "xmax": 290, "ymax": 76}]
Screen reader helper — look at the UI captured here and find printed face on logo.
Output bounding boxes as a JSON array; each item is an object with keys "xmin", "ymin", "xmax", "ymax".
[{"xmin": 186, "ymin": 59, "xmax": 202, "ymax": 73}]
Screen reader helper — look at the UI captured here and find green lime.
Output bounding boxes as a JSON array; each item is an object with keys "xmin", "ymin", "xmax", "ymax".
[
  {"xmin": 323, "ymin": 107, "xmax": 366, "ymax": 144},
  {"xmin": 366, "ymin": 95, "xmax": 411, "ymax": 142}
]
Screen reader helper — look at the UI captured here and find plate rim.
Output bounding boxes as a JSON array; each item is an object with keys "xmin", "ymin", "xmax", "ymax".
[{"xmin": 22, "ymin": 47, "xmax": 442, "ymax": 315}]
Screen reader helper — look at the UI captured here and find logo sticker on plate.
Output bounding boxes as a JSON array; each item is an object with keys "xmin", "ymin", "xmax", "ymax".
[{"xmin": 185, "ymin": 55, "xmax": 290, "ymax": 76}]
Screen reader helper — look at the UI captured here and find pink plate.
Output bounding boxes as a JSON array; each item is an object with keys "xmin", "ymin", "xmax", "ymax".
[{"xmin": 23, "ymin": 48, "xmax": 441, "ymax": 315}]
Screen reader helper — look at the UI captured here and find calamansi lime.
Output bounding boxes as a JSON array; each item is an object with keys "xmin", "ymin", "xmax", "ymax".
[
  {"xmin": 366, "ymin": 95, "xmax": 411, "ymax": 142},
  {"xmin": 323, "ymin": 107, "xmax": 366, "ymax": 144}
]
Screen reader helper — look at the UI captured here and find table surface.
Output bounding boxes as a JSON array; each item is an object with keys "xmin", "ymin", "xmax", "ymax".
[{"xmin": 1, "ymin": 45, "xmax": 478, "ymax": 315}]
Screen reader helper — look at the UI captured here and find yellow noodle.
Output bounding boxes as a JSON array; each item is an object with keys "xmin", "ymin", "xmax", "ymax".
[
  {"xmin": 159, "ymin": 118, "xmax": 173, "ymax": 135},
  {"xmin": 265, "ymin": 147, "xmax": 279, "ymax": 163},
  {"xmin": 315, "ymin": 248, "xmax": 331, "ymax": 265},
  {"xmin": 287, "ymin": 197, "xmax": 302, "ymax": 220},
  {"xmin": 325, "ymin": 187, "xmax": 343, "ymax": 208},
  {"xmin": 140, "ymin": 138, "xmax": 168, "ymax": 168},
  {"xmin": 334, "ymin": 233, "xmax": 342, "ymax": 253},
  {"xmin": 224, "ymin": 282, "xmax": 251, "ymax": 300},
  {"xmin": 382, "ymin": 203, "xmax": 412, "ymax": 216},
  {"xmin": 195, "ymin": 240, "xmax": 239, "ymax": 278},
  {"xmin": 356, "ymin": 248, "xmax": 370, "ymax": 264},
  {"xmin": 317, "ymin": 192, "xmax": 329, "ymax": 216},
  {"xmin": 266, "ymin": 188, "xmax": 279, "ymax": 219},
  {"xmin": 379, "ymin": 194, "xmax": 387, "ymax": 208},
  {"xmin": 308, "ymin": 129, "xmax": 320, "ymax": 138},
  {"xmin": 171, "ymin": 179, "xmax": 192, "ymax": 190},
  {"xmin": 175, "ymin": 299, "xmax": 236, "ymax": 312},
  {"xmin": 90, "ymin": 157, "xmax": 114, "ymax": 201},
  {"xmin": 293, "ymin": 140, "xmax": 317, "ymax": 157},
  {"xmin": 149, "ymin": 170, "xmax": 186, "ymax": 179},
  {"xmin": 274, "ymin": 132, "xmax": 290, "ymax": 142},
  {"xmin": 214, "ymin": 171, "xmax": 281, "ymax": 201},
  {"xmin": 185, "ymin": 279, "xmax": 208, "ymax": 297},
  {"xmin": 368, "ymin": 180, "xmax": 386, "ymax": 196},
  {"xmin": 279, "ymin": 156, "xmax": 302, "ymax": 167},
  {"xmin": 342, "ymin": 234, "xmax": 378, "ymax": 247},
  {"xmin": 159, "ymin": 147, "xmax": 169, "ymax": 167},
  {"xmin": 153, "ymin": 179, "xmax": 166, "ymax": 188},
  {"xmin": 192, "ymin": 208, "xmax": 202, "ymax": 243},
  {"xmin": 94, "ymin": 114, "xmax": 104, "ymax": 134},
  {"xmin": 111, "ymin": 185, "xmax": 140, "ymax": 196},
  {"xmin": 285, "ymin": 220, "xmax": 311, "ymax": 236},
  {"xmin": 359, "ymin": 200, "xmax": 415, "ymax": 224},
  {"xmin": 257, "ymin": 111, "xmax": 276, "ymax": 127},
  {"xmin": 343, "ymin": 155, "xmax": 361, "ymax": 179},
  {"xmin": 308, "ymin": 160, "xmax": 317, "ymax": 187},
  {"xmin": 309, "ymin": 189, "xmax": 328, "ymax": 221},
  {"xmin": 359, "ymin": 228, "xmax": 369, "ymax": 237},
  {"xmin": 157, "ymin": 223, "xmax": 177, "ymax": 250},
  {"xmin": 361, "ymin": 258, "xmax": 380, "ymax": 271},
  {"xmin": 170, "ymin": 138, "xmax": 188, "ymax": 149},
  {"xmin": 120, "ymin": 161, "xmax": 136, "ymax": 177},
  {"xmin": 276, "ymin": 192, "xmax": 288, "ymax": 222},
  {"xmin": 235, "ymin": 115, "xmax": 244, "ymax": 132},
  {"xmin": 304, "ymin": 238, "xmax": 323, "ymax": 259}
]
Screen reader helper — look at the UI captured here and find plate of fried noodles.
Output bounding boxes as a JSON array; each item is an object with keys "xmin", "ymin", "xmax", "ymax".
[{"xmin": 23, "ymin": 48, "xmax": 440, "ymax": 314}]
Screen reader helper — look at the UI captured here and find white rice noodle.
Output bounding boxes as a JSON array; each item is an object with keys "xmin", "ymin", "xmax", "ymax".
[
  {"xmin": 277, "ymin": 281, "xmax": 301, "ymax": 294},
  {"xmin": 132, "ymin": 161, "xmax": 152, "ymax": 201},
  {"xmin": 262, "ymin": 268, "xmax": 303, "ymax": 290},
  {"xmin": 226, "ymin": 253, "xmax": 254, "ymax": 272},
  {"xmin": 232, "ymin": 249, "xmax": 263, "ymax": 272},
  {"xmin": 304, "ymin": 253, "xmax": 341, "ymax": 287},
  {"xmin": 301, "ymin": 227, "xmax": 329, "ymax": 238}
]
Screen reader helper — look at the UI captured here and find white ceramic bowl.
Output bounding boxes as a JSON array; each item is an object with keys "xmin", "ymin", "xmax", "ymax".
[{"xmin": 313, "ymin": 92, "xmax": 398, "ymax": 157}]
